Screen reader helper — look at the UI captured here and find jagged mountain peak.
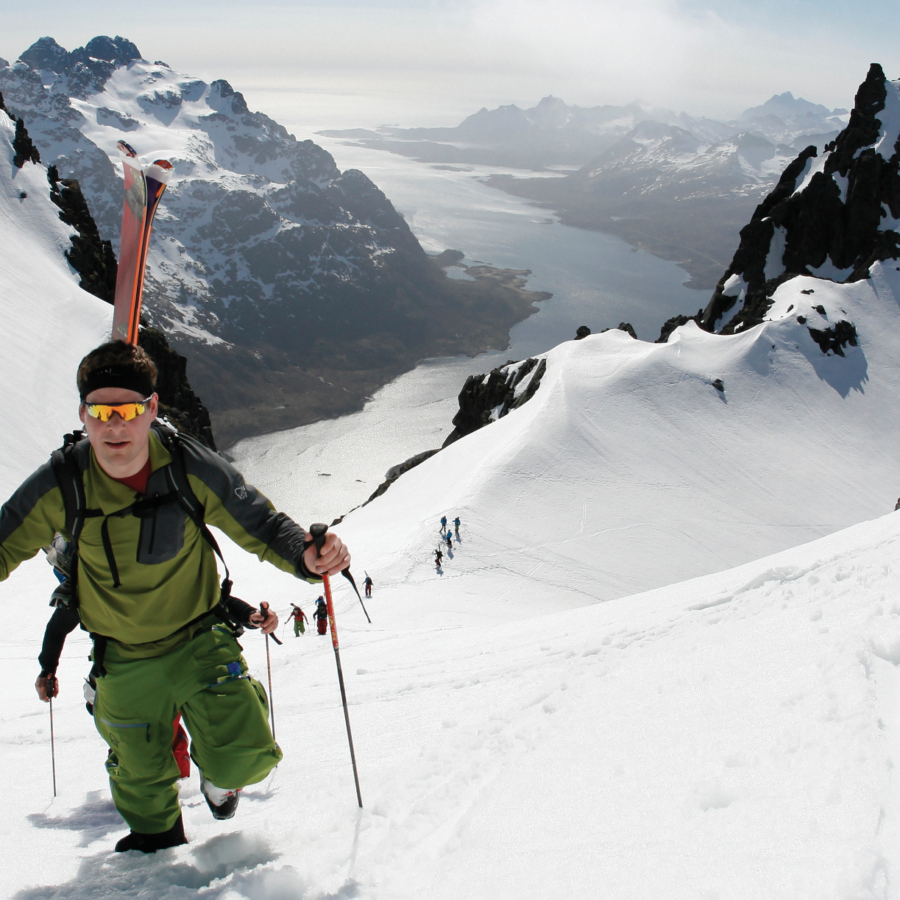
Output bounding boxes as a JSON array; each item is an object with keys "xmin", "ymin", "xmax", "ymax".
[
  {"xmin": 741, "ymin": 90, "xmax": 836, "ymax": 122},
  {"xmin": 16, "ymin": 35, "xmax": 143, "ymax": 99},
  {"xmin": 700, "ymin": 62, "xmax": 900, "ymax": 341},
  {"xmin": 19, "ymin": 35, "xmax": 142, "ymax": 73}
]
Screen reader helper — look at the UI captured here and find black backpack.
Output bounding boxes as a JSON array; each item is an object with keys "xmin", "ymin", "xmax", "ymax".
[{"xmin": 48, "ymin": 421, "xmax": 255, "ymax": 671}]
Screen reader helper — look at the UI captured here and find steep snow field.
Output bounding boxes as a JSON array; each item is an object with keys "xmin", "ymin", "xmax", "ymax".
[
  {"xmin": 0, "ymin": 114, "xmax": 111, "ymax": 479},
  {"xmin": 6, "ymin": 99, "xmax": 900, "ymax": 898},
  {"xmin": 247, "ymin": 264, "xmax": 900, "ymax": 616},
  {"xmin": 7, "ymin": 482, "xmax": 900, "ymax": 899}
]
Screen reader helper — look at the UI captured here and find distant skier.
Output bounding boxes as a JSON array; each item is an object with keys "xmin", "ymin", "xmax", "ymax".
[
  {"xmin": 445, "ymin": 531, "xmax": 453, "ymax": 550},
  {"xmin": 364, "ymin": 575, "xmax": 373, "ymax": 598},
  {"xmin": 440, "ymin": 515, "xmax": 447, "ymax": 532},
  {"xmin": 435, "ymin": 549, "xmax": 443, "ymax": 567},
  {"xmin": 453, "ymin": 517, "xmax": 461, "ymax": 538},
  {"xmin": 314, "ymin": 596, "xmax": 329, "ymax": 635},
  {"xmin": 290, "ymin": 603, "xmax": 308, "ymax": 637}
]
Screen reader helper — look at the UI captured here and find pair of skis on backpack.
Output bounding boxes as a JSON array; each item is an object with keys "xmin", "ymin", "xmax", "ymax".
[{"xmin": 112, "ymin": 140, "xmax": 172, "ymax": 346}]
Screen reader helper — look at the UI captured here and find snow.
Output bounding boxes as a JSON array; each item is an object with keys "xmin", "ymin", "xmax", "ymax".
[
  {"xmin": 875, "ymin": 80, "xmax": 900, "ymax": 161},
  {"xmin": 9, "ymin": 78, "xmax": 900, "ymax": 899},
  {"xmin": 791, "ymin": 152, "xmax": 826, "ymax": 196},
  {"xmin": 0, "ymin": 114, "xmax": 112, "ymax": 482},
  {"xmin": 764, "ymin": 223, "xmax": 787, "ymax": 281}
]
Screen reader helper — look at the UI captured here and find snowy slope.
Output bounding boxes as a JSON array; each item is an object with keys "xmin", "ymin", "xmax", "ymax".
[
  {"xmin": 238, "ymin": 263, "xmax": 900, "ymax": 619},
  {"xmin": 0, "ymin": 111, "xmax": 111, "ymax": 488},
  {"xmin": 6, "ymin": 464, "xmax": 900, "ymax": 898}
]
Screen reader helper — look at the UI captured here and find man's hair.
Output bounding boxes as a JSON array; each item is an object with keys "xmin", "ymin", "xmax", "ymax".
[{"xmin": 77, "ymin": 341, "xmax": 158, "ymax": 401}]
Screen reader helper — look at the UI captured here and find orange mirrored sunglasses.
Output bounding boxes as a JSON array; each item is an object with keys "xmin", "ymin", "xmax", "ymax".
[{"xmin": 84, "ymin": 397, "xmax": 152, "ymax": 423}]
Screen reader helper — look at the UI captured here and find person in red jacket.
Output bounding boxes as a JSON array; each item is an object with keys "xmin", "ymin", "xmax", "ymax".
[
  {"xmin": 313, "ymin": 596, "xmax": 328, "ymax": 635},
  {"xmin": 290, "ymin": 603, "xmax": 308, "ymax": 636}
]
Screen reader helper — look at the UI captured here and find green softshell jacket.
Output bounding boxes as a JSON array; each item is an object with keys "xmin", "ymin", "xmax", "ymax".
[{"xmin": 0, "ymin": 429, "xmax": 316, "ymax": 657}]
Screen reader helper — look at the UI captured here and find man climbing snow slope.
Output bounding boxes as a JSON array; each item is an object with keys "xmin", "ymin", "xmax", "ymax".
[{"xmin": 0, "ymin": 341, "xmax": 350, "ymax": 853}]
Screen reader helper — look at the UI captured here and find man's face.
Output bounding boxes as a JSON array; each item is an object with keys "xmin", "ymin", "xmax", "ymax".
[{"xmin": 79, "ymin": 387, "xmax": 158, "ymax": 477}]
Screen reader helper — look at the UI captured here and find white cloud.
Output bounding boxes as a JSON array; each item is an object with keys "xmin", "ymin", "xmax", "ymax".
[{"xmin": 1, "ymin": 0, "xmax": 898, "ymax": 125}]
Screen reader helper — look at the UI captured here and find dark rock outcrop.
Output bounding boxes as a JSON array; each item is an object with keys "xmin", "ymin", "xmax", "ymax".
[
  {"xmin": 700, "ymin": 63, "xmax": 900, "ymax": 344},
  {"xmin": 12, "ymin": 116, "xmax": 40, "ymax": 168},
  {"xmin": 656, "ymin": 310, "xmax": 702, "ymax": 343},
  {"xmin": 361, "ymin": 449, "xmax": 441, "ymax": 508},
  {"xmin": 443, "ymin": 357, "xmax": 547, "ymax": 447},
  {"xmin": 601, "ymin": 322, "xmax": 637, "ymax": 339},
  {"xmin": 138, "ymin": 327, "xmax": 216, "ymax": 449},
  {"xmin": 47, "ymin": 165, "xmax": 117, "ymax": 302},
  {"xmin": 807, "ymin": 320, "xmax": 859, "ymax": 357}
]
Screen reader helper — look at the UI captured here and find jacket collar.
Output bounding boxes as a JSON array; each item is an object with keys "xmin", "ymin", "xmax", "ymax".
[{"xmin": 86, "ymin": 430, "xmax": 174, "ymax": 515}]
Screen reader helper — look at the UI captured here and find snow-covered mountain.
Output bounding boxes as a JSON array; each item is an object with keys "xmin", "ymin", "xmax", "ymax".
[
  {"xmin": 323, "ymin": 92, "xmax": 846, "ymax": 170},
  {"xmin": 0, "ymin": 36, "xmax": 541, "ymax": 447},
  {"xmin": 327, "ymin": 91, "xmax": 850, "ymax": 289},
  {"xmin": 6, "ymin": 54, "xmax": 900, "ymax": 895},
  {"xmin": 236, "ymin": 66, "xmax": 900, "ymax": 610}
]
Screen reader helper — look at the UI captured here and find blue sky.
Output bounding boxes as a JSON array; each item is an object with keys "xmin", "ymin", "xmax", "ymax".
[{"xmin": 0, "ymin": 0, "xmax": 897, "ymax": 128}]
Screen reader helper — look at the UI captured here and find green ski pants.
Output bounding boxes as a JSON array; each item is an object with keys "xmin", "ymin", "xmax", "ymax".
[{"xmin": 94, "ymin": 621, "xmax": 282, "ymax": 834}]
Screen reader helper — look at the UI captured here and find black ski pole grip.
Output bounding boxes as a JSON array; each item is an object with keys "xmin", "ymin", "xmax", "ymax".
[
  {"xmin": 309, "ymin": 522, "xmax": 328, "ymax": 556},
  {"xmin": 260, "ymin": 601, "xmax": 282, "ymax": 645}
]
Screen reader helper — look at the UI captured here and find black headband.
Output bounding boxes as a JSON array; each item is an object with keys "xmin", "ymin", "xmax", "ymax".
[{"xmin": 79, "ymin": 364, "xmax": 156, "ymax": 401}]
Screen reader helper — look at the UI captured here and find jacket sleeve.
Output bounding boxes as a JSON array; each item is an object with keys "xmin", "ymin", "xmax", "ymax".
[
  {"xmin": 38, "ymin": 605, "xmax": 81, "ymax": 674},
  {"xmin": 0, "ymin": 461, "xmax": 66, "ymax": 582},
  {"xmin": 180, "ymin": 438, "xmax": 321, "ymax": 583}
]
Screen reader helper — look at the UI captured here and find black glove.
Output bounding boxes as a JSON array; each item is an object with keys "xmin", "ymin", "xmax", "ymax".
[{"xmin": 221, "ymin": 594, "xmax": 260, "ymax": 629}]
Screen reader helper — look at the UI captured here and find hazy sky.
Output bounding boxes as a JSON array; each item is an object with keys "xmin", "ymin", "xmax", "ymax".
[{"xmin": 1, "ymin": 0, "xmax": 897, "ymax": 131}]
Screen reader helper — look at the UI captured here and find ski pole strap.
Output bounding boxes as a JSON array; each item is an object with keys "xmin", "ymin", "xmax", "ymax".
[{"xmin": 308, "ymin": 523, "xmax": 371, "ymax": 622}]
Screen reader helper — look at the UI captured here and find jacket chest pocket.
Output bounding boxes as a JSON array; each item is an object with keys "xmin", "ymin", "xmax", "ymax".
[{"xmin": 135, "ymin": 498, "xmax": 186, "ymax": 565}]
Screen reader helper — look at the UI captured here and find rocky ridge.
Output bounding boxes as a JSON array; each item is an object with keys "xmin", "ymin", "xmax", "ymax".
[{"xmin": 697, "ymin": 63, "xmax": 900, "ymax": 354}]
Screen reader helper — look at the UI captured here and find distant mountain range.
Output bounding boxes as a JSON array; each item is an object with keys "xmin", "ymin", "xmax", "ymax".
[
  {"xmin": 322, "ymin": 93, "xmax": 846, "ymax": 169},
  {"xmin": 0, "ymin": 36, "xmax": 544, "ymax": 446},
  {"xmin": 323, "ymin": 93, "xmax": 850, "ymax": 288}
]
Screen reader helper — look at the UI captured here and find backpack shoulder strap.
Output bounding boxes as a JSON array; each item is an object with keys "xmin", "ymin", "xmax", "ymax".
[
  {"xmin": 50, "ymin": 430, "xmax": 91, "ymax": 547},
  {"xmin": 153, "ymin": 422, "xmax": 204, "ymax": 527},
  {"xmin": 154, "ymin": 422, "xmax": 234, "ymax": 597}
]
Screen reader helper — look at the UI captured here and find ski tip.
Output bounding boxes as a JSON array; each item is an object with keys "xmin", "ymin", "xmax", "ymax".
[
  {"xmin": 117, "ymin": 140, "xmax": 138, "ymax": 158},
  {"xmin": 145, "ymin": 159, "xmax": 174, "ymax": 185}
]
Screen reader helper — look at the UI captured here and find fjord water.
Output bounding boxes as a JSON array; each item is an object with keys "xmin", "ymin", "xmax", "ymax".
[
  {"xmin": 313, "ymin": 134, "xmax": 709, "ymax": 354},
  {"xmin": 230, "ymin": 133, "xmax": 711, "ymax": 521}
]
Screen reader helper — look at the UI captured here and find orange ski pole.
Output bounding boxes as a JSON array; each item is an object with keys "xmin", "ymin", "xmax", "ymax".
[{"xmin": 309, "ymin": 523, "xmax": 363, "ymax": 808}]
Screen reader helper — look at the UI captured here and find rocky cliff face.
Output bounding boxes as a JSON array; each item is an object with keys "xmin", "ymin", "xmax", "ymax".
[
  {"xmin": 443, "ymin": 357, "xmax": 548, "ymax": 447},
  {"xmin": 700, "ymin": 63, "xmax": 900, "ymax": 350},
  {"xmin": 138, "ymin": 327, "xmax": 216, "ymax": 448}
]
